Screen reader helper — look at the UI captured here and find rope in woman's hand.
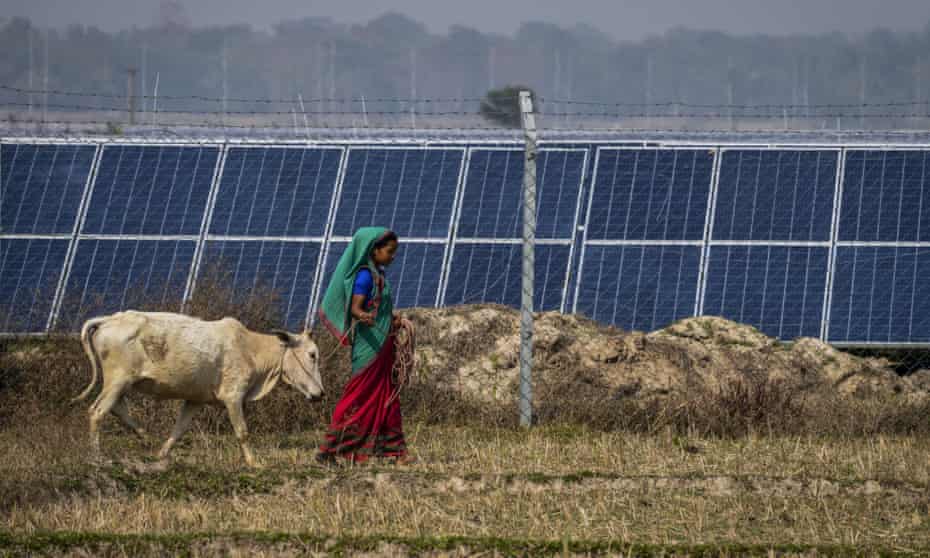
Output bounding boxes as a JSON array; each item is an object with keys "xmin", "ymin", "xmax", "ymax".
[
  {"xmin": 317, "ymin": 314, "xmax": 416, "ymax": 409},
  {"xmin": 386, "ymin": 316, "xmax": 416, "ymax": 408},
  {"xmin": 320, "ymin": 320, "xmax": 358, "ymax": 362}
]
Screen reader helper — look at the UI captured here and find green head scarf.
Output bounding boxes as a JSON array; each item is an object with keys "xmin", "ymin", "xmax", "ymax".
[{"xmin": 318, "ymin": 227, "xmax": 395, "ymax": 372}]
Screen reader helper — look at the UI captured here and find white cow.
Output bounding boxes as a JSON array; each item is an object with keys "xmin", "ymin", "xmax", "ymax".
[{"xmin": 73, "ymin": 310, "xmax": 323, "ymax": 468}]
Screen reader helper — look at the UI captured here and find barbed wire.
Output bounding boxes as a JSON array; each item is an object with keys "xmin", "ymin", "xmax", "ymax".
[
  {"xmin": 5, "ymin": 102, "xmax": 930, "ymax": 120},
  {"xmin": 0, "ymin": 118, "xmax": 520, "ymax": 133},
  {"xmin": 5, "ymin": 84, "xmax": 930, "ymax": 114},
  {"xmin": 5, "ymin": 85, "xmax": 930, "ymax": 140},
  {"xmin": 542, "ymin": 111, "xmax": 930, "ymax": 119},
  {"xmin": 540, "ymin": 98, "xmax": 930, "ymax": 109},
  {"xmin": 0, "ymin": 85, "xmax": 487, "ymax": 105},
  {"xmin": 8, "ymin": 119, "xmax": 930, "ymax": 141},
  {"xmin": 0, "ymin": 102, "xmax": 512, "ymax": 117}
]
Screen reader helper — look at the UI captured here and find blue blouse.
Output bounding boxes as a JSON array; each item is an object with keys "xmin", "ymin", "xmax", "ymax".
[{"xmin": 352, "ymin": 268, "xmax": 377, "ymax": 307}]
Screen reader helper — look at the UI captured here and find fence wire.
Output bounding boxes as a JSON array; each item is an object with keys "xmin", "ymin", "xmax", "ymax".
[{"xmin": 5, "ymin": 85, "xmax": 930, "ymax": 142}]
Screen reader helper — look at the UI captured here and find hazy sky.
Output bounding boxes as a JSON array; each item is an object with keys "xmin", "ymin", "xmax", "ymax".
[{"xmin": 3, "ymin": 0, "xmax": 929, "ymax": 39}]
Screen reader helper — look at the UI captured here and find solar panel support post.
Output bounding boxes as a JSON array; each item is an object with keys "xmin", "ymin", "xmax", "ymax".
[{"xmin": 519, "ymin": 90, "xmax": 537, "ymax": 428}]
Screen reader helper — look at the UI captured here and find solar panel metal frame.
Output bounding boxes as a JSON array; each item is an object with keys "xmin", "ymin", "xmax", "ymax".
[
  {"xmin": 46, "ymin": 141, "xmax": 225, "ymax": 330},
  {"xmin": 696, "ymin": 146, "xmax": 842, "ymax": 342},
  {"xmin": 0, "ymin": 139, "xmax": 105, "ymax": 332},
  {"xmin": 309, "ymin": 145, "xmax": 467, "ymax": 325},
  {"xmin": 59, "ymin": 237, "xmax": 199, "ymax": 326},
  {"xmin": 5, "ymin": 136, "xmax": 930, "ymax": 346},
  {"xmin": 183, "ymin": 143, "xmax": 229, "ymax": 303},
  {"xmin": 0, "ymin": 143, "xmax": 99, "ymax": 236},
  {"xmin": 708, "ymin": 147, "xmax": 840, "ymax": 243},
  {"xmin": 442, "ymin": 146, "xmax": 588, "ymax": 313},
  {"xmin": 573, "ymin": 146, "xmax": 717, "ymax": 321},
  {"xmin": 185, "ymin": 143, "xmax": 346, "ymax": 332},
  {"xmin": 821, "ymin": 147, "xmax": 848, "ymax": 342},
  {"xmin": 826, "ymin": 146, "xmax": 930, "ymax": 347}
]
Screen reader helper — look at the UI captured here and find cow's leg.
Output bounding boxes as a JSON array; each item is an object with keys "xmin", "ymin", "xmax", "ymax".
[
  {"xmin": 158, "ymin": 401, "xmax": 202, "ymax": 460},
  {"xmin": 110, "ymin": 397, "xmax": 147, "ymax": 438},
  {"xmin": 88, "ymin": 378, "xmax": 133, "ymax": 457},
  {"xmin": 223, "ymin": 398, "xmax": 260, "ymax": 468}
]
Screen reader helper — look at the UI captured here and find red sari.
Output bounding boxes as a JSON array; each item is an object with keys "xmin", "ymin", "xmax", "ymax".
[{"xmin": 316, "ymin": 333, "xmax": 407, "ymax": 463}]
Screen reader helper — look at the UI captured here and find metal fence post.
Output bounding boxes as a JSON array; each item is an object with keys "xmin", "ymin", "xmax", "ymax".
[{"xmin": 519, "ymin": 90, "xmax": 537, "ymax": 428}]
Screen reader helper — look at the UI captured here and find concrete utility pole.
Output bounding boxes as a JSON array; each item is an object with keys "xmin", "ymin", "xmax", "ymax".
[
  {"xmin": 43, "ymin": 28, "xmax": 49, "ymax": 124},
  {"xmin": 221, "ymin": 38, "xmax": 228, "ymax": 127},
  {"xmin": 126, "ymin": 67, "xmax": 137, "ymax": 125},
  {"xmin": 410, "ymin": 48, "xmax": 417, "ymax": 129},
  {"xmin": 518, "ymin": 90, "xmax": 537, "ymax": 428},
  {"xmin": 28, "ymin": 30, "xmax": 34, "ymax": 114},
  {"xmin": 646, "ymin": 53, "xmax": 654, "ymax": 127},
  {"xmin": 859, "ymin": 55, "xmax": 867, "ymax": 129},
  {"xmin": 329, "ymin": 42, "xmax": 336, "ymax": 116},
  {"xmin": 151, "ymin": 71, "xmax": 160, "ymax": 125},
  {"xmin": 488, "ymin": 46, "xmax": 496, "ymax": 91},
  {"xmin": 726, "ymin": 56, "xmax": 735, "ymax": 131},
  {"xmin": 141, "ymin": 42, "xmax": 148, "ymax": 114}
]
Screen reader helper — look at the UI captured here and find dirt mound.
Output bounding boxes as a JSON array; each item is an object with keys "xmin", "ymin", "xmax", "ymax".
[{"xmin": 404, "ymin": 306, "xmax": 927, "ymax": 405}]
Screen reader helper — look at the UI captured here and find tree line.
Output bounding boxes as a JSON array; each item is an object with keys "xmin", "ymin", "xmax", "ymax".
[{"xmin": 0, "ymin": 12, "xmax": 928, "ymax": 120}]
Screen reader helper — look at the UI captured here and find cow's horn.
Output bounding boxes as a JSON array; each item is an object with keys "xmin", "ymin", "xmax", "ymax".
[{"xmin": 271, "ymin": 329, "xmax": 294, "ymax": 345}]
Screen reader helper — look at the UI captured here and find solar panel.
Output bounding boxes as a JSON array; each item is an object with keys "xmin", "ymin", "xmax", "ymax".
[
  {"xmin": 455, "ymin": 149, "xmax": 586, "ymax": 239},
  {"xmin": 197, "ymin": 240, "xmax": 321, "ymax": 330},
  {"xmin": 317, "ymin": 241, "xmax": 445, "ymax": 313},
  {"xmin": 56, "ymin": 239, "xmax": 195, "ymax": 330},
  {"xmin": 585, "ymin": 148, "xmax": 714, "ymax": 241},
  {"xmin": 442, "ymin": 243, "xmax": 569, "ymax": 311},
  {"xmin": 209, "ymin": 147, "xmax": 342, "ymax": 238},
  {"xmin": 713, "ymin": 150, "xmax": 838, "ymax": 242},
  {"xmin": 828, "ymin": 246, "xmax": 930, "ymax": 344},
  {"xmin": 574, "ymin": 244, "xmax": 701, "ymax": 331},
  {"xmin": 5, "ymin": 139, "xmax": 930, "ymax": 348},
  {"xmin": 82, "ymin": 145, "xmax": 219, "ymax": 236},
  {"xmin": 1, "ymin": 143, "xmax": 96, "ymax": 234},
  {"xmin": 333, "ymin": 148, "xmax": 463, "ymax": 238},
  {"xmin": 0, "ymin": 238, "xmax": 70, "ymax": 332},
  {"xmin": 839, "ymin": 150, "xmax": 930, "ymax": 242},
  {"xmin": 701, "ymin": 245, "xmax": 829, "ymax": 340}
]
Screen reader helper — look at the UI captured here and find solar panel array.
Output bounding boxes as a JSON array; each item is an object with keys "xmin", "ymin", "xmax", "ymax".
[{"xmin": 2, "ymin": 139, "xmax": 929, "ymax": 347}]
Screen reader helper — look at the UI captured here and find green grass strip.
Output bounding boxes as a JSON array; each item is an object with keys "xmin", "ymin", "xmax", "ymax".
[{"xmin": 0, "ymin": 531, "xmax": 925, "ymax": 557}]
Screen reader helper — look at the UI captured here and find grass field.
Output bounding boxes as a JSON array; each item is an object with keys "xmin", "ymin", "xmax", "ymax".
[{"xmin": 2, "ymin": 418, "xmax": 930, "ymax": 556}]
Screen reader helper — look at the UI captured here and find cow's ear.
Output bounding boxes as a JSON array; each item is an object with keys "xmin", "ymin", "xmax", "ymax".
[{"xmin": 271, "ymin": 329, "xmax": 294, "ymax": 347}]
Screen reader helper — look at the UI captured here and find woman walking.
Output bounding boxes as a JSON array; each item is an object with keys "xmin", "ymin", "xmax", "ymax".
[{"xmin": 315, "ymin": 227, "xmax": 416, "ymax": 466}]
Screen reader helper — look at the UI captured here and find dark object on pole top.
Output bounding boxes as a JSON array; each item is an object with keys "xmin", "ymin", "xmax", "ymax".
[{"xmin": 480, "ymin": 85, "xmax": 536, "ymax": 128}]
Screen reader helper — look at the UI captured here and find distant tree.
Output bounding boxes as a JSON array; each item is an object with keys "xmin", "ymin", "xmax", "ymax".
[
  {"xmin": 158, "ymin": 0, "xmax": 190, "ymax": 30},
  {"xmin": 480, "ymin": 85, "xmax": 536, "ymax": 128}
]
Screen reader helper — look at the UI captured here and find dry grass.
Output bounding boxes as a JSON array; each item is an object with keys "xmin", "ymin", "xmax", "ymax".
[{"xmin": 1, "ymin": 421, "xmax": 930, "ymax": 553}]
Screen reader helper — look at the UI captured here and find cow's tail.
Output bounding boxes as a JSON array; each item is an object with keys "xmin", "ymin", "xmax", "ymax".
[{"xmin": 73, "ymin": 316, "xmax": 107, "ymax": 403}]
